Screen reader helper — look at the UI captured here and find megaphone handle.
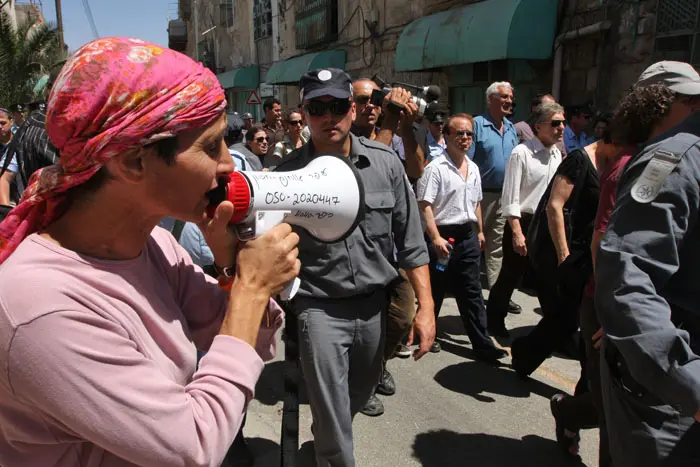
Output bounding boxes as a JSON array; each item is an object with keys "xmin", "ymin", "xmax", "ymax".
[{"xmin": 279, "ymin": 277, "xmax": 301, "ymax": 301}]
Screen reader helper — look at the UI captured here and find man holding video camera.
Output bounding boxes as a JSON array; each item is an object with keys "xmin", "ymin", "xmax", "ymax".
[
  {"xmin": 349, "ymin": 78, "xmax": 428, "ymax": 416},
  {"xmin": 274, "ymin": 68, "xmax": 434, "ymax": 467}
]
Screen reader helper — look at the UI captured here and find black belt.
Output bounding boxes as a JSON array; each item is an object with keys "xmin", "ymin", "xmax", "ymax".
[{"xmin": 437, "ymin": 223, "xmax": 474, "ymax": 240}]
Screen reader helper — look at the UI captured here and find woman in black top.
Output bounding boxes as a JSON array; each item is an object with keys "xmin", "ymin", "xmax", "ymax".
[{"xmin": 511, "ymin": 143, "xmax": 601, "ymax": 377}]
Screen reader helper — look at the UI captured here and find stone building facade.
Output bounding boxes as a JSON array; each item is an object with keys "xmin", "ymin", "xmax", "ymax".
[{"xmin": 172, "ymin": 0, "xmax": 699, "ymax": 119}]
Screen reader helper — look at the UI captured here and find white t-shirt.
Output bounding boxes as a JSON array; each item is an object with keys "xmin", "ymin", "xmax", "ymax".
[
  {"xmin": 416, "ymin": 152, "xmax": 482, "ymax": 226},
  {"xmin": 500, "ymin": 137, "xmax": 562, "ymax": 218}
]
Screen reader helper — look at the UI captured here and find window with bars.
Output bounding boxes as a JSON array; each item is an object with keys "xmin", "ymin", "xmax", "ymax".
[
  {"xmin": 295, "ymin": 0, "xmax": 338, "ymax": 49},
  {"xmin": 655, "ymin": 0, "xmax": 700, "ymax": 65},
  {"xmin": 220, "ymin": 0, "xmax": 234, "ymax": 28},
  {"xmin": 254, "ymin": 0, "xmax": 272, "ymax": 40}
]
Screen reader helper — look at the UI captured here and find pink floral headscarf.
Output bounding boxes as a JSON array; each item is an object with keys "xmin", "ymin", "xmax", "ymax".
[{"xmin": 0, "ymin": 37, "xmax": 226, "ymax": 264}]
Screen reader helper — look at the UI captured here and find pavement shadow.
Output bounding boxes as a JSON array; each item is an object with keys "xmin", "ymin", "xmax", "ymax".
[
  {"xmin": 437, "ymin": 315, "xmax": 534, "ymax": 347},
  {"xmin": 435, "ymin": 360, "xmax": 565, "ymax": 403},
  {"xmin": 256, "ymin": 360, "xmax": 309, "ymax": 406},
  {"xmin": 223, "ymin": 437, "xmax": 280, "ymax": 467},
  {"xmin": 255, "ymin": 361, "xmax": 285, "ymax": 406},
  {"xmin": 299, "ymin": 440, "xmax": 316, "ymax": 465},
  {"xmin": 412, "ymin": 429, "xmax": 587, "ymax": 467}
]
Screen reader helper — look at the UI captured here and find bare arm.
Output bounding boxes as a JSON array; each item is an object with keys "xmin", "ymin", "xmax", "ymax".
[
  {"xmin": 546, "ymin": 174, "xmax": 575, "ymax": 264},
  {"xmin": 376, "ymin": 113, "xmax": 398, "ymax": 147},
  {"xmin": 402, "ymin": 130, "xmax": 425, "ymax": 179},
  {"xmin": 0, "ymin": 170, "xmax": 16, "ymax": 205},
  {"xmin": 403, "ymin": 264, "xmax": 435, "ymax": 360},
  {"xmin": 419, "ymin": 200, "xmax": 449, "ymax": 257},
  {"xmin": 399, "ymin": 100, "xmax": 426, "ymax": 179},
  {"xmin": 508, "ymin": 216, "xmax": 522, "ymax": 236}
]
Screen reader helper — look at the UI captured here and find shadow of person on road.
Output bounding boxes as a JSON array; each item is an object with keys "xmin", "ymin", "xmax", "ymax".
[
  {"xmin": 299, "ymin": 440, "xmax": 316, "ymax": 465},
  {"xmin": 255, "ymin": 360, "xmax": 309, "ymax": 406},
  {"xmin": 412, "ymin": 429, "xmax": 586, "ymax": 467},
  {"xmin": 435, "ymin": 360, "xmax": 565, "ymax": 402},
  {"xmin": 436, "ymin": 315, "xmax": 534, "ymax": 348},
  {"xmin": 223, "ymin": 437, "xmax": 280, "ymax": 467}
]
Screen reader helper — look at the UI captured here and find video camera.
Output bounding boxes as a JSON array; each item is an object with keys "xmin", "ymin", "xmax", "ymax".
[{"xmin": 369, "ymin": 74, "xmax": 441, "ymax": 118}]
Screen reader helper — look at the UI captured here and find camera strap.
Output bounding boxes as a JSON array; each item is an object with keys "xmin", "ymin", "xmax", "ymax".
[{"xmin": 280, "ymin": 302, "xmax": 299, "ymax": 467}]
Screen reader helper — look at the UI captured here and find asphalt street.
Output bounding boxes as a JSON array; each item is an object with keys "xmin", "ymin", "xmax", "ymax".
[{"xmin": 234, "ymin": 288, "xmax": 600, "ymax": 467}]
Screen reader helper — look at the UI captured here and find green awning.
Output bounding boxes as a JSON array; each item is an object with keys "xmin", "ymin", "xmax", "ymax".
[
  {"xmin": 395, "ymin": 0, "xmax": 558, "ymax": 72},
  {"xmin": 264, "ymin": 50, "xmax": 346, "ymax": 85},
  {"xmin": 216, "ymin": 66, "xmax": 259, "ymax": 89}
]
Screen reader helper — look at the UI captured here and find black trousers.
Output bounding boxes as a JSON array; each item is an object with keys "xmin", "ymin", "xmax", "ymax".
[
  {"xmin": 429, "ymin": 223, "xmax": 495, "ymax": 350},
  {"xmin": 486, "ymin": 213, "xmax": 533, "ymax": 324},
  {"xmin": 511, "ymin": 251, "xmax": 588, "ymax": 376}
]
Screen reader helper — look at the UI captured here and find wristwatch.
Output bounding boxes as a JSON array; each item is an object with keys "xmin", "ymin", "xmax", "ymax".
[{"xmin": 213, "ymin": 263, "xmax": 236, "ymax": 278}]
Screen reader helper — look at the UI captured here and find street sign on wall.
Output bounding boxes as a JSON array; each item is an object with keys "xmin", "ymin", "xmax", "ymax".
[{"xmin": 246, "ymin": 90, "xmax": 262, "ymax": 105}]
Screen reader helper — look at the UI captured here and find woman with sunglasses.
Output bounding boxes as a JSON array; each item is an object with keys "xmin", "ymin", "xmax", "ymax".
[
  {"xmin": 486, "ymin": 102, "xmax": 564, "ymax": 337},
  {"xmin": 511, "ymin": 104, "xmax": 603, "ymax": 385},
  {"xmin": 272, "ymin": 109, "xmax": 307, "ymax": 162},
  {"xmin": 244, "ymin": 123, "xmax": 271, "ymax": 168},
  {"xmin": 0, "ymin": 38, "xmax": 300, "ymax": 466}
]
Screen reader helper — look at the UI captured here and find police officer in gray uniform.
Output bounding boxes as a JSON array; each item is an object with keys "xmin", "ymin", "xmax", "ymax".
[
  {"xmin": 596, "ymin": 61, "xmax": 700, "ymax": 467},
  {"xmin": 273, "ymin": 69, "xmax": 435, "ymax": 467}
]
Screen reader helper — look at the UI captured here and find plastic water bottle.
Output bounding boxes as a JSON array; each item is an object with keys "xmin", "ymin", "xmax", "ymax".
[{"xmin": 435, "ymin": 238, "xmax": 455, "ymax": 271}]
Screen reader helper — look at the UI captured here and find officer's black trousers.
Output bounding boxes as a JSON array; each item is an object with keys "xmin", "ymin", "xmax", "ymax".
[{"xmin": 429, "ymin": 223, "xmax": 495, "ymax": 350}]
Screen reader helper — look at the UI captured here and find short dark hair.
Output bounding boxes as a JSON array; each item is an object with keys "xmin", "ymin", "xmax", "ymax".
[
  {"xmin": 443, "ymin": 113, "xmax": 474, "ymax": 135},
  {"xmin": 245, "ymin": 123, "xmax": 267, "ymax": 143},
  {"xmin": 567, "ymin": 104, "xmax": 593, "ymax": 119},
  {"xmin": 263, "ymin": 98, "xmax": 281, "ymax": 112}
]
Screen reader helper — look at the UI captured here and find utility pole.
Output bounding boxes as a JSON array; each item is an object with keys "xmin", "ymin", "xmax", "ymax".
[{"xmin": 55, "ymin": 0, "xmax": 65, "ymax": 52}]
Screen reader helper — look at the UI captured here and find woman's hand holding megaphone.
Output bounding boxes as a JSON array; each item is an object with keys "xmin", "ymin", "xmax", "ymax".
[
  {"xmin": 201, "ymin": 200, "xmax": 301, "ymax": 297},
  {"xmin": 199, "ymin": 200, "xmax": 240, "ymax": 269},
  {"xmin": 236, "ymin": 224, "xmax": 301, "ymax": 297}
]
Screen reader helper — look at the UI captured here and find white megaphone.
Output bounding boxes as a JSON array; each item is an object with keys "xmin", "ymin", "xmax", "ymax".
[{"xmin": 207, "ymin": 155, "xmax": 365, "ymax": 300}]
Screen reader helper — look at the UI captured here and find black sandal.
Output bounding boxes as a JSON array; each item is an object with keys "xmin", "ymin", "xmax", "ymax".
[{"xmin": 550, "ymin": 394, "xmax": 581, "ymax": 457}]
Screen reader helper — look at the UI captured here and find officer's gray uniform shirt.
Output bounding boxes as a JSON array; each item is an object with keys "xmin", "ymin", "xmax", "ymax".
[
  {"xmin": 596, "ymin": 111, "xmax": 700, "ymax": 415},
  {"xmin": 273, "ymin": 132, "xmax": 429, "ymax": 299}
]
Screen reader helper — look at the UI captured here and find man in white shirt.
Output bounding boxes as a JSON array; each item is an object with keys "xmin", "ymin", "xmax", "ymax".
[
  {"xmin": 417, "ymin": 113, "xmax": 507, "ymax": 362},
  {"xmin": 486, "ymin": 102, "xmax": 565, "ymax": 337}
]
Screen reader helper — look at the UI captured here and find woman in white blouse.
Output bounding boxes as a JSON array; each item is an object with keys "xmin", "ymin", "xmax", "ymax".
[{"xmin": 486, "ymin": 102, "xmax": 565, "ymax": 337}]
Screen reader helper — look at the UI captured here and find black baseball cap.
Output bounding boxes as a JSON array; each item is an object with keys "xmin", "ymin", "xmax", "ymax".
[{"xmin": 299, "ymin": 68, "xmax": 353, "ymax": 102}]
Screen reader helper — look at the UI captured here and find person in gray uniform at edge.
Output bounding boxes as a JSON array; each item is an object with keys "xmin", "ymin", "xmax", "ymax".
[
  {"xmin": 595, "ymin": 60, "xmax": 700, "ymax": 467},
  {"xmin": 272, "ymin": 68, "xmax": 435, "ymax": 467}
]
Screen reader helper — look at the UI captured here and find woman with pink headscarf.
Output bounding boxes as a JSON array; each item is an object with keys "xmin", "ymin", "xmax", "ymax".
[{"xmin": 0, "ymin": 37, "xmax": 300, "ymax": 466}]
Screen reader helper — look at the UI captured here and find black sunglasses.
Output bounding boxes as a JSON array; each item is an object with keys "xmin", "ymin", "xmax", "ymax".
[
  {"xmin": 453, "ymin": 130, "xmax": 474, "ymax": 138},
  {"xmin": 304, "ymin": 99, "xmax": 352, "ymax": 117},
  {"xmin": 354, "ymin": 95, "xmax": 371, "ymax": 105},
  {"xmin": 255, "ymin": 136, "xmax": 270, "ymax": 143},
  {"xmin": 287, "ymin": 119, "xmax": 303, "ymax": 126},
  {"xmin": 549, "ymin": 119, "xmax": 566, "ymax": 128}
]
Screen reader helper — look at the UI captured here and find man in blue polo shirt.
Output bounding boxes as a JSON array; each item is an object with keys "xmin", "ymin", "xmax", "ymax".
[{"xmin": 467, "ymin": 81, "xmax": 520, "ymax": 314}]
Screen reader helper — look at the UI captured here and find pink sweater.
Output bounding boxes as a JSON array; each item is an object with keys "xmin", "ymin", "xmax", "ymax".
[{"xmin": 0, "ymin": 227, "xmax": 282, "ymax": 466}]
